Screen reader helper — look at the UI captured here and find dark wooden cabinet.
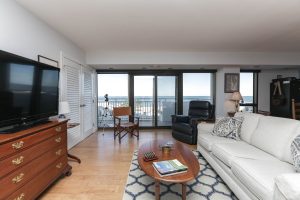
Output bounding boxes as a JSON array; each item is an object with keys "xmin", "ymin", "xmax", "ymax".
[
  {"xmin": 270, "ymin": 79, "xmax": 300, "ymax": 118},
  {"xmin": 0, "ymin": 120, "xmax": 71, "ymax": 200}
]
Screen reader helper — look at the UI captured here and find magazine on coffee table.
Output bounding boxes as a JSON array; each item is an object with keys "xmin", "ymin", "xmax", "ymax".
[{"xmin": 153, "ymin": 159, "xmax": 188, "ymax": 176}]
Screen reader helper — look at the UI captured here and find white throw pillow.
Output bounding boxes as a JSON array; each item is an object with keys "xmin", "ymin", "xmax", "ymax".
[
  {"xmin": 212, "ymin": 117, "xmax": 243, "ymax": 140},
  {"xmin": 291, "ymin": 135, "xmax": 300, "ymax": 172}
]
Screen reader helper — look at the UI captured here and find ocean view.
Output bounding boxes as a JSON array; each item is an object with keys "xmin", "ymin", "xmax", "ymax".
[
  {"xmin": 98, "ymin": 96, "xmax": 253, "ymax": 103},
  {"xmin": 97, "ymin": 95, "xmax": 253, "ymax": 127}
]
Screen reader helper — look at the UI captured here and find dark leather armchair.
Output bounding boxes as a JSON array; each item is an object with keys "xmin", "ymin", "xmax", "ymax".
[{"xmin": 172, "ymin": 101, "xmax": 214, "ymax": 144}]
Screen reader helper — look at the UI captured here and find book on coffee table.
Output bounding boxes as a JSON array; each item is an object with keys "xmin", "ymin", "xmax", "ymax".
[{"xmin": 152, "ymin": 159, "xmax": 188, "ymax": 176}]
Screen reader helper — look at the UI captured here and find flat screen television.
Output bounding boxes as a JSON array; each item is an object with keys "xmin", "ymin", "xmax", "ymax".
[{"xmin": 0, "ymin": 50, "xmax": 60, "ymax": 133}]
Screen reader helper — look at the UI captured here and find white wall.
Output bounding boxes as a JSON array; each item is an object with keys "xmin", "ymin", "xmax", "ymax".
[
  {"xmin": 258, "ymin": 69, "xmax": 300, "ymax": 112},
  {"xmin": 0, "ymin": 0, "xmax": 85, "ymax": 64},
  {"xmin": 215, "ymin": 67, "xmax": 240, "ymax": 117},
  {"xmin": 87, "ymin": 51, "xmax": 300, "ymax": 66},
  {"xmin": 216, "ymin": 67, "xmax": 300, "ymax": 116}
]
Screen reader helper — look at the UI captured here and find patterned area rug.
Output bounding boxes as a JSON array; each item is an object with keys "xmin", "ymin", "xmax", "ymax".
[{"xmin": 123, "ymin": 150, "xmax": 238, "ymax": 200}]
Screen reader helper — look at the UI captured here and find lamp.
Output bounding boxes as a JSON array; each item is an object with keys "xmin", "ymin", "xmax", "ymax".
[
  {"xmin": 231, "ymin": 91, "xmax": 243, "ymax": 112},
  {"xmin": 59, "ymin": 101, "xmax": 70, "ymax": 118},
  {"xmin": 224, "ymin": 100, "xmax": 236, "ymax": 113}
]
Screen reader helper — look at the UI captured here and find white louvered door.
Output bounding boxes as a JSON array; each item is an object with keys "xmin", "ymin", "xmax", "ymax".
[
  {"xmin": 63, "ymin": 58, "xmax": 82, "ymax": 149},
  {"xmin": 82, "ymin": 67, "xmax": 94, "ymax": 138}
]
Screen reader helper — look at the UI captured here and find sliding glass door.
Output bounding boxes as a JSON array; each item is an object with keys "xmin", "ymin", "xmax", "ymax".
[
  {"xmin": 134, "ymin": 76, "xmax": 155, "ymax": 127},
  {"xmin": 97, "ymin": 74, "xmax": 128, "ymax": 127},
  {"xmin": 157, "ymin": 76, "xmax": 176, "ymax": 126},
  {"xmin": 97, "ymin": 71, "xmax": 215, "ymax": 128},
  {"xmin": 133, "ymin": 75, "xmax": 176, "ymax": 127}
]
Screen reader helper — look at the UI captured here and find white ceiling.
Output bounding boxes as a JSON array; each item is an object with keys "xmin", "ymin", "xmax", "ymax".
[{"xmin": 16, "ymin": 0, "xmax": 300, "ymax": 53}]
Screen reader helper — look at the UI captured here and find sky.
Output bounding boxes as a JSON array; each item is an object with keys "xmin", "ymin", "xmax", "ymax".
[
  {"xmin": 183, "ymin": 73, "xmax": 211, "ymax": 96},
  {"xmin": 240, "ymin": 73, "xmax": 253, "ymax": 96},
  {"xmin": 98, "ymin": 74, "xmax": 128, "ymax": 97},
  {"xmin": 98, "ymin": 73, "xmax": 253, "ymax": 97}
]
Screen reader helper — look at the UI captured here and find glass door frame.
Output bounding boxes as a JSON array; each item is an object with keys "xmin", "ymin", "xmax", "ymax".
[
  {"xmin": 130, "ymin": 73, "xmax": 179, "ymax": 128},
  {"xmin": 239, "ymin": 70, "xmax": 260, "ymax": 113},
  {"xmin": 97, "ymin": 69, "xmax": 216, "ymax": 128}
]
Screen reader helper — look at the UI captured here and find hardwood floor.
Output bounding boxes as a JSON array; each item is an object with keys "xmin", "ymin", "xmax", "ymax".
[{"xmin": 40, "ymin": 129, "xmax": 196, "ymax": 200}]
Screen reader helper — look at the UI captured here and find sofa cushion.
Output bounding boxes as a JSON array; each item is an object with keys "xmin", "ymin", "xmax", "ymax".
[
  {"xmin": 212, "ymin": 142, "xmax": 277, "ymax": 167},
  {"xmin": 251, "ymin": 116, "xmax": 300, "ymax": 162},
  {"xmin": 198, "ymin": 133, "xmax": 237, "ymax": 152},
  {"xmin": 234, "ymin": 112, "xmax": 262, "ymax": 143},
  {"xmin": 274, "ymin": 174, "xmax": 300, "ymax": 200},
  {"xmin": 197, "ymin": 122, "xmax": 215, "ymax": 134},
  {"xmin": 231, "ymin": 158, "xmax": 295, "ymax": 200},
  {"xmin": 291, "ymin": 134, "xmax": 300, "ymax": 172},
  {"xmin": 212, "ymin": 117, "xmax": 243, "ymax": 140}
]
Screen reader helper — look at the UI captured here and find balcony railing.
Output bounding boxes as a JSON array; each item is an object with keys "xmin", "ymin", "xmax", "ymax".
[
  {"xmin": 97, "ymin": 96, "xmax": 212, "ymax": 127},
  {"xmin": 97, "ymin": 96, "xmax": 254, "ymax": 127}
]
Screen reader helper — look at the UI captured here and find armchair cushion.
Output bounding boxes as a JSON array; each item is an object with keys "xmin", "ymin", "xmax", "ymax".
[
  {"xmin": 171, "ymin": 115, "xmax": 189, "ymax": 123},
  {"xmin": 189, "ymin": 101, "xmax": 214, "ymax": 119},
  {"xmin": 172, "ymin": 123, "xmax": 193, "ymax": 135}
]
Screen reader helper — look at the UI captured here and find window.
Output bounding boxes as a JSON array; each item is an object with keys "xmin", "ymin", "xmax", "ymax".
[
  {"xmin": 134, "ymin": 76, "xmax": 155, "ymax": 127},
  {"xmin": 239, "ymin": 72, "xmax": 258, "ymax": 112},
  {"xmin": 97, "ymin": 74, "xmax": 128, "ymax": 127},
  {"xmin": 96, "ymin": 70, "xmax": 216, "ymax": 127},
  {"xmin": 182, "ymin": 73, "xmax": 213, "ymax": 115}
]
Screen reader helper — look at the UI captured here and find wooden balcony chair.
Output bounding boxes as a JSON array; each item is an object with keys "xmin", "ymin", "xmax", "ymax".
[
  {"xmin": 292, "ymin": 99, "xmax": 300, "ymax": 120},
  {"xmin": 113, "ymin": 106, "xmax": 140, "ymax": 143}
]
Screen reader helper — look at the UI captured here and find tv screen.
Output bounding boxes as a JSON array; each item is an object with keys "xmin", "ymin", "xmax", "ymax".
[{"xmin": 0, "ymin": 50, "xmax": 60, "ymax": 130}]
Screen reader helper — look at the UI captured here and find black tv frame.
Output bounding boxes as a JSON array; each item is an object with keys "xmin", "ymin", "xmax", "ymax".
[{"xmin": 0, "ymin": 50, "xmax": 60, "ymax": 133}]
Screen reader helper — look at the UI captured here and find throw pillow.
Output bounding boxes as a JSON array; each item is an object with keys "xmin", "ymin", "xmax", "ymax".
[
  {"xmin": 291, "ymin": 135, "xmax": 300, "ymax": 172},
  {"xmin": 212, "ymin": 117, "xmax": 243, "ymax": 140}
]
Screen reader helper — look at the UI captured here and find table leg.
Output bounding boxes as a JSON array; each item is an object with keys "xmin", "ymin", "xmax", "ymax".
[
  {"xmin": 68, "ymin": 153, "xmax": 81, "ymax": 164},
  {"xmin": 155, "ymin": 180, "xmax": 160, "ymax": 200},
  {"xmin": 182, "ymin": 183, "xmax": 186, "ymax": 200}
]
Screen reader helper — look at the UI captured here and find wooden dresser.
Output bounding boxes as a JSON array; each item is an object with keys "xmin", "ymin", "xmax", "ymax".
[{"xmin": 0, "ymin": 120, "xmax": 71, "ymax": 200}]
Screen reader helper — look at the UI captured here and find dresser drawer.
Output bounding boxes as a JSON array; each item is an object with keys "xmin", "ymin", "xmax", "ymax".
[
  {"xmin": 7, "ymin": 156, "xmax": 68, "ymax": 200},
  {"xmin": 0, "ymin": 132, "xmax": 67, "ymax": 178},
  {"xmin": 0, "ymin": 144, "xmax": 67, "ymax": 199},
  {"xmin": 0, "ymin": 124, "xmax": 67, "ymax": 160}
]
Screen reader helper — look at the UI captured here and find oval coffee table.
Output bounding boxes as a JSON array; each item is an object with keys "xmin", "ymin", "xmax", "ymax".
[{"xmin": 138, "ymin": 139, "xmax": 200, "ymax": 200}]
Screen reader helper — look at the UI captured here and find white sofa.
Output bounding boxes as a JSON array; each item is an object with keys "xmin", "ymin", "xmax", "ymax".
[{"xmin": 197, "ymin": 112, "xmax": 300, "ymax": 200}]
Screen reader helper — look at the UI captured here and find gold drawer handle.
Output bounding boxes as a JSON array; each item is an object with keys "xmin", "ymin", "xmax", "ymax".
[
  {"xmin": 56, "ymin": 149, "xmax": 62, "ymax": 156},
  {"xmin": 55, "ymin": 126, "xmax": 62, "ymax": 132},
  {"xmin": 12, "ymin": 141, "xmax": 24, "ymax": 150},
  {"xmin": 14, "ymin": 193, "xmax": 25, "ymax": 200},
  {"xmin": 12, "ymin": 173, "xmax": 24, "ymax": 184},
  {"xmin": 12, "ymin": 156, "xmax": 24, "ymax": 165},
  {"xmin": 55, "ymin": 137, "xmax": 62, "ymax": 143},
  {"xmin": 56, "ymin": 163, "xmax": 63, "ymax": 169}
]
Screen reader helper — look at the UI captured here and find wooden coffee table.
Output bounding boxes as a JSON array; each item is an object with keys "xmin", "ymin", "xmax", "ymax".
[{"xmin": 138, "ymin": 139, "xmax": 200, "ymax": 200}]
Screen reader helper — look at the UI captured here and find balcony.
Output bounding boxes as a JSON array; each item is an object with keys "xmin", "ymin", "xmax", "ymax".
[{"xmin": 97, "ymin": 96, "xmax": 212, "ymax": 127}]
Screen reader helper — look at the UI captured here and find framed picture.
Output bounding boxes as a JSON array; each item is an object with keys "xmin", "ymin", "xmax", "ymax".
[
  {"xmin": 224, "ymin": 73, "xmax": 239, "ymax": 93},
  {"xmin": 38, "ymin": 55, "xmax": 59, "ymax": 68}
]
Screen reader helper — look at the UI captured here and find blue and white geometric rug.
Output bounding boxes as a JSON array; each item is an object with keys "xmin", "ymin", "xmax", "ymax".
[{"xmin": 123, "ymin": 150, "xmax": 238, "ymax": 200}]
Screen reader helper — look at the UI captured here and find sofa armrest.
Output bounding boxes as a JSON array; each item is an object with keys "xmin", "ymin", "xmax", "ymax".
[
  {"xmin": 274, "ymin": 173, "xmax": 300, "ymax": 200},
  {"xmin": 171, "ymin": 115, "xmax": 189, "ymax": 123},
  {"xmin": 197, "ymin": 122, "xmax": 215, "ymax": 133}
]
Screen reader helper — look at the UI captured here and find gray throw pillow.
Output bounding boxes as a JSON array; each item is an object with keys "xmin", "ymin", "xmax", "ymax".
[
  {"xmin": 212, "ymin": 117, "xmax": 243, "ymax": 140},
  {"xmin": 291, "ymin": 135, "xmax": 300, "ymax": 172}
]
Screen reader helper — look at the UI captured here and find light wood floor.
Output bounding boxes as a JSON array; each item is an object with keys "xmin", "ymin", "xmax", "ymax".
[{"xmin": 40, "ymin": 129, "xmax": 196, "ymax": 200}]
